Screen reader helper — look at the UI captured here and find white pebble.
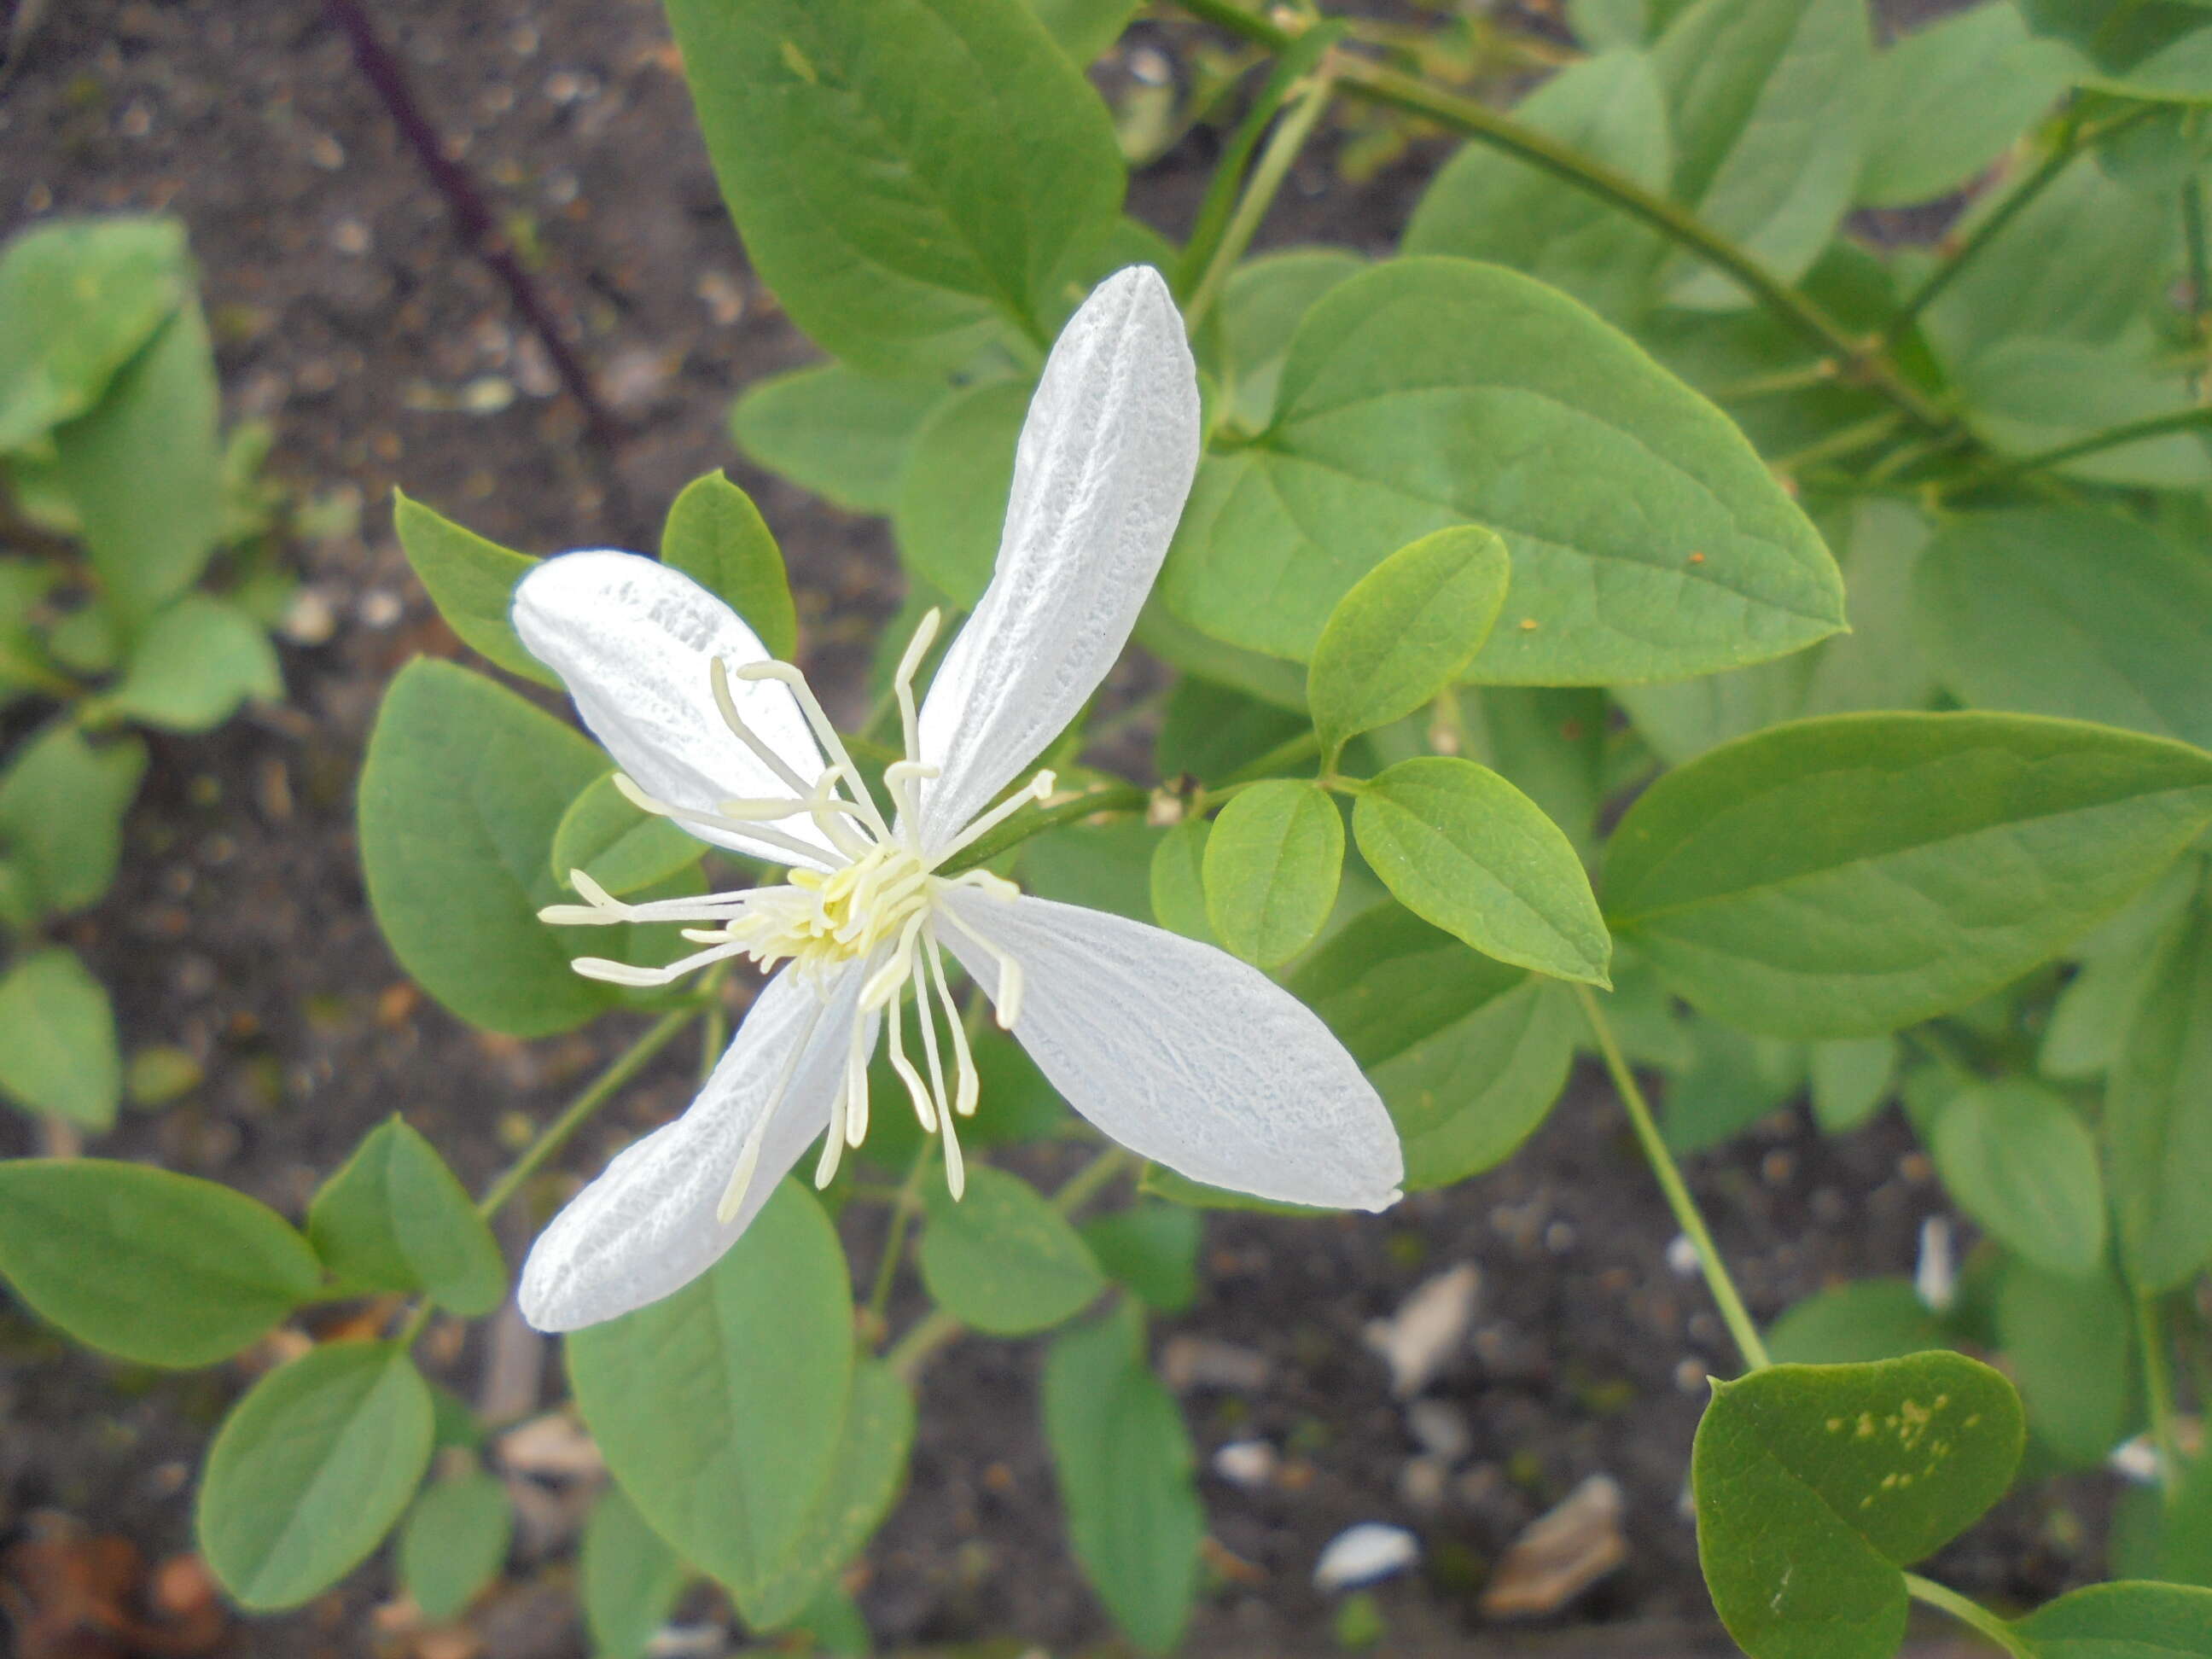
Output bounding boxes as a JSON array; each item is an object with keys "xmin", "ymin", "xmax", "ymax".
[
  {"xmin": 1313, "ymin": 1522, "xmax": 1420, "ymax": 1592},
  {"xmin": 1210, "ymin": 1440, "xmax": 1278, "ymax": 1489},
  {"xmin": 1664, "ymin": 1234, "xmax": 1702, "ymax": 1278}
]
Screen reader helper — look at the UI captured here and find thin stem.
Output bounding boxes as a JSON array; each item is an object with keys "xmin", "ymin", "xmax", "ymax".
[
  {"xmin": 476, "ymin": 1006, "xmax": 701, "ymax": 1221},
  {"xmin": 1708, "ymin": 360, "xmax": 1841, "ymax": 403},
  {"xmin": 1172, "ymin": 0, "xmax": 1953, "ymax": 434},
  {"xmin": 1576, "ymin": 985, "xmax": 1771, "ymax": 1373},
  {"xmin": 867, "ymin": 1138, "xmax": 938, "ymax": 1326},
  {"xmin": 2186, "ymin": 175, "xmax": 2209, "ymax": 395},
  {"xmin": 1217, "ymin": 728, "xmax": 1323, "ymax": 787},
  {"xmin": 1768, "ymin": 410, "xmax": 1909, "ymax": 477},
  {"xmin": 1884, "ymin": 105, "xmax": 2159, "ymax": 349},
  {"xmin": 1053, "ymin": 1145, "xmax": 1132, "ymax": 1216},
  {"xmin": 1185, "ymin": 57, "xmax": 1340, "ymax": 329},
  {"xmin": 1904, "ymin": 1575, "xmax": 2035, "ymax": 1659},
  {"xmin": 2139, "ymin": 1293, "xmax": 2184, "ymax": 1503},
  {"xmin": 937, "ymin": 783, "xmax": 1150, "ymax": 876},
  {"xmin": 394, "ymin": 1301, "xmax": 435, "ymax": 1348},
  {"xmin": 1945, "ymin": 405, "xmax": 2212, "ymax": 494}
]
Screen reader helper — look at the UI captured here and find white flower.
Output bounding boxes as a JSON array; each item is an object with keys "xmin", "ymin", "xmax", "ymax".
[{"xmin": 509, "ymin": 267, "xmax": 1403, "ymax": 1333}]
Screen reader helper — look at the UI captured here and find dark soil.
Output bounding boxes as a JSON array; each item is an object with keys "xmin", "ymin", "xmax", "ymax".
[{"xmin": 0, "ymin": 2, "xmax": 2111, "ymax": 1655}]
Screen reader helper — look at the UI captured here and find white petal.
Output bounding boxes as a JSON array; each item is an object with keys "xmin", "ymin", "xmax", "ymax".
[
  {"xmin": 913, "ymin": 268, "xmax": 1201, "ymax": 851},
  {"xmin": 935, "ymin": 891, "xmax": 1403, "ymax": 1209},
  {"xmin": 512, "ymin": 550, "xmax": 838, "ymax": 869},
  {"xmin": 517, "ymin": 964, "xmax": 866, "ymax": 1330}
]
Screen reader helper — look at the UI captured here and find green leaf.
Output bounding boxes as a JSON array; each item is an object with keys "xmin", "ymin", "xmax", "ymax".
[
  {"xmin": 1307, "ymin": 527, "xmax": 1510, "ymax": 760},
  {"xmin": 399, "ymin": 1472, "xmax": 512, "ymax": 1621},
  {"xmin": 1766, "ymin": 1279, "xmax": 1949, "ymax": 1365},
  {"xmin": 1857, "ymin": 3, "xmax": 2079, "ymax": 207},
  {"xmin": 1653, "ymin": 0, "xmax": 1872, "ymax": 306},
  {"xmin": 919, "ymin": 1165, "xmax": 1106, "ymax": 1334},
  {"xmin": 1809, "ymin": 1037, "xmax": 1896, "ymax": 1133},
  {"xmin": 51, "ymin": 300, "xmax": 222, "ymax": 624},
  {"xmin": 0, "ymin": 1157, "xmax": 320, "ymax": 1365},
  {"xmin": 1915, "ymin": 509, "xmax": 2212, "ymax": 749},
  {"xmin": 550, "ymin": 771, "xmax": 707, "ymax": 899},
  {"xmin": 1293, "ymin": 901, "xmax": 1577, "ymax": 1186},
  {"xmin": 1155, "ymin": 675, "xmax": 1307, "ymax": 784},
  {"xmin": 2145, "ymin": 1452, "xmax": 2212, "ymax": 1587},
  {"xmin": 583, "ymin": 1484, "xmax": 692, "ymax": 1659},
  {"xmin": 1082, "ymin": 1203, "xmax": 1201, "ymax": 1314},
  {"xmin": 1928, "ymin": 1080, "xmax": 2105, "ymax": 1279},
  {"xmin": 1202, "ymin": 781, "xmax": 1343, "ymax": 969},
  {"xmin": 1207, "ymin": 249, "xmax": 1365, "ymax": 433},
  {"xmin": 1133, "ymin": 600, "xmax": 1309, "ymax": 713},
  {"xmin": 660, "ymin": 472, "xmax": 796, "ymax": 661},
  {"xmin": 198, "ymin": 1342, "xmax": 435, "ymax": 1610},
  {"xmin": 1147, "ymin": 817, "xmax": 1214, "ymax": 943},
  {"xmin": 391, "ymin": 491, "xmax": 554, "ymax": 686},
  {"xmin": 1993, "ymin": 1254, "xmax": 2139, "ymax": 1466},
  {"xmin": 567, "ymin": 1180, "xmax": 855, "ymax": 1615},
  {"xmin": 1161, "ymin": 259, "xmax": 1842, "ymax": 678},
  {"xmin": 1352, "ymin": 756, "xmax": 1610, "ymax": 985},
  {"xmin": 2110, "ymin": 899, "xmax": 2212, "ymax": 1293},
  {"xmin": 1604, "ymin": 713, "xmax": 2212, "ymax": 1038},
  {"xmin": 1029, "ymin": 0, "xmax": 1139, "ymax": 61},
  {"xmin": 1022, "ymin": 815, "xmax": 1160, "ymax": 923},
  {"xmin": 103, "ymin": 594, "xmax": 281, "ymax": 733},
  {"xmin": 730, "ymin": 364, "xmax": 952, "ymax": 515},
  {"xmin": 1043, "ymin": 1302, "xmax": 1202, "ymax": 1654},
  {"xmin": 0, "ymin": 720, "xmax": 143, "ymax": 915},
  {"xmin": 307, "ymin": 1117, "xmax": 508, "ymax": 1316},
  {"xmin": 1452, "ymin": 685, "xmax": 1610, "ymax": 860},
  {"xmin": 2081, "ymin": 28, "xmax": 2212, "ymax": 101},
  {"xmin": 2040, "ymin": 857, "xmax": 2198, "ymax": 1081},
  {"xmin": 1953, "ymin": 339, "xmax": 2212, "ymax": 489},
  {"xmin": 664, "ymin": 0, "xmax": 1124, "ymax": 371},
  {"xmin": 1402, "ymin": 51, "xmax": 1672, "ymax": 322},
  {"xmin": 1662, "ymin": 1017, "xmax": 1807, "ymax": 1151},
  {"xmin": 2014, "ymin": 1582, "xmax": 2212, "ymax": 1656},
  {"xmin": 1692, "ymin": 1353, "xmax": 2025, "ymax": 1659},
  {"xmin": 894, "ymin": 375, "xmax": 1027, "ymax": 606},
  {"xmin": 745, "ymin": 1357, "xmax": 916, "ymax": 1631},
  {"xmin": 358, "ymin": 659, "xmax": 614, "ymax": 1036},
  {"xmin": 0, "ymin": 949, "xmax": 119, "ymax": 1128},
  {"xmin": 0, "ymin": 215, "xmax": 191, "ymax": 451}
]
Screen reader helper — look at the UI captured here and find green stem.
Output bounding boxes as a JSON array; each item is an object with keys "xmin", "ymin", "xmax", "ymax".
[
  {"xmin": 1184, "ymin": 55, "xmax": 1340, "ymax": 329},
  {"xmin": 1945, "ymin": 404, "xmax": 2212, "ymax": 495},
  {"xmin": 1708, "ymin": 360, "xmax": 1842, "ymax": 403},
  {"xmin": 2139, "ymin": 1293, "xmax": 2184, "ymax": 1503},
  {"xmin": 1768, "ymin": 410, "xmax": 1909, "ymax": 477},
  {"xmin": 867, "ymin": 1139, "xmax": 938, "ymax": 1326},
  {"xmin": 2185, "ymin": 175, "xmax": 2209, "ymax": 394},
  {"xmin": 475, "ymin": 1006, "xmax": 701, "ymax": 1221},
  {"xmin": 394, "ymin": 1300, "xmax": 435, "ymax": 1348},
  {"xmin": 937, "ymin": 783, "xmax": 1151, "ymax": 876},
  {"xmin": 1173, "ymin": 0, "xmax": 1953, "ymax": 434},
  {"xmin": 1904, "ymin": 1575, "xmax": 2035, "ymax": 1659},
  {"xmin": 1576, "ymin": 985, "xmax": 1771, "ymax": 1373},
  {"xmin": 1885, "ymin": 106, "xmax": 2158, "ymax": 349},
  {"xmin": 1052, "ymin": 1144, "xmax": 1132, "ymax": 1215}
]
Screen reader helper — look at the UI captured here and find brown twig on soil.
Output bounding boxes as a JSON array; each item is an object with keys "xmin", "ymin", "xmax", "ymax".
[{"xmin": 320, "ymin": 0, "xmax": 623, "ymax": 450}]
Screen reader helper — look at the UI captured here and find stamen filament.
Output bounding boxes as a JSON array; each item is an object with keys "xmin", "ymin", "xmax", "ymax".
[
  {"xmin": 610, "ymin": 772, "xmax": 833, "ymax": 865},
  {"xmin": 734, "ymin": 661, "xmax": 896, "ymax": 844},
  {"xmin": 926, "ymin": 932, "xmax": 981, "ymax": 1117},
  {"xmin": 708, "ymin": 655, "xmax": 820, "ymax": 800},
  {"xmin": 885, "ymin": 987, "xmax": 940, "ymax": 1133},
  {"xmin": 891, "ymin": 608, "xmax": 942, "ymax": 844},
  {"xmin": 570, "ymin": 940, "xmax": 749, "ymax": 986},
  {"xmin": 924, "ymin": 770, "xmax": 1057, "ymax": 870}
]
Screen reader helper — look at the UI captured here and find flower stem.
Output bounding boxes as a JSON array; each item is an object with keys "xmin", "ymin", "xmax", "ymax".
[
  {"xmin": 2138, "ymin": 1292, "xmax": 2184, "ymax": 1502},
  {"xmin": 1575, "ymin": 985, "xmax": 1771, "ymax": 1373},
  {"xmin": 1171, "ymin": 0, "xmax": 1953, "ymax": 434},
  {"xmin": 1184, "ymin": 54, "xmax": 1340, "ymax": 329},
  {"xmin": 867, "ymin": 1139, "xmax": 938, "ymax": 1327},
  {"xmin": 1052, "ymin": 1144, "xmax": 1133, "ymax": 1217},
  {"xmin": 937, "ymin": 783, "xmax": 1150, "ymax": 875},
  {"xmin": 1904, "ymin": 1574, "xmax": 2034, "ymax": 1659},
  {"xmin": 475, "ymin": 1006, "xmax": 701, "ymax": 1222}
]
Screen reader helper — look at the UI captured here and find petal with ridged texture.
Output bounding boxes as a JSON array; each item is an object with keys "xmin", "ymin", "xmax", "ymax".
[
  {"xmin": 517, "ymin": 964, "xmax": 867, "ymax": 1331},
  {"xmin": 935, "ymin": 891, "xmax": 1403, "ymax": 1210},
  {"xmin": 913, "ymin": 267, "xmax": 1201, "ymax": 851},
  {"xmin": 513, "ymin": 550, "xmax": 837, "ymax": 869}
]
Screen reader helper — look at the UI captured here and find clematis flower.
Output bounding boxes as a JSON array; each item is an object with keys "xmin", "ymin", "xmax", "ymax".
[{"xmin": 509, "ymin": 267, "xmax": 1403, "ymax": 1333}]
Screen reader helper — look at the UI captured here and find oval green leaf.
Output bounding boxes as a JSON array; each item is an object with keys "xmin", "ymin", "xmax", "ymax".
[
  {"xmin": 550, "ymin": 771, "xmax": 707, "ymax": 899},
  {"xmin": 660, "ymin": 471, "xmax": 797, "ymax": 661},
  {"xmin": 919, "ymin": 1165, "xmax": 1106, "ymax": 1335},
  {"xmin": 1163, "ymin": 259, "xmax": 1841, "ymax": 679},
  {"xmin": 399, "ymin": 1471, "xmax": 513, "ymax": 1621},
  {"xmin": 307, "ymin": 1117, "xmax": 508, "ymax": 1316},
  {"xmin": 0, "ymin": 719, "xmax": 145, "ymax": 916},
  {"xmin": 731, "ymin": 363, "xmax": 952, "ymax": 515},
  {"xmin": 0, "ymin": 215, "xmax": 191, "ymax": 450},
  {"xmin": 198, "ymin": 1342, "xmax": 435, "ymax": 1610},
  {"xmin": 1929, "ymin": 1080, "xmax": 2105, "ymax": 1279},
  {"xmin": 105, "ymin": 595, "xmax": 282, "ymax": 733},
  {"xmin": 2015, "ymin": 1581, "xmax": 2212, "ymax": 1657},
  {"xmin": 2110, "ymin": 897, "xmax": 2212, "ymax": 1293},
  {"xmin": 1202, "ymin": 780, "xmax": 1343, "ymax": 969},
  {"xmin": 1352, "ymin": 756, "xmax": 1610, "ymax": 985},
  {"xmin": 1604, "ymin": 712, "xmax": 2212, "ymax": 1038},
  {"xmin": 1692, "ymin": 1352, "xmax": 2025, "ymax": 1659},
  {"xmin": 583, "ymin": 1484, "xmax": 693, "ymax": 1659},
  {"xmin": 1307, "ymin": 526, "xmax": 1510, "ymax": 758},
  {"xmin": 1147, "ymin": 816, "xmax": 1214, "ymax": 943},
  {"xmin": 0, "ymin": 947, "xmax": 120, "ymax": 1129},
  {"xmin": 392, "ymin": 490, "xmax": 554, "ymax": 687},
  {"xmin": 0, "ymin": 1158, "xmax": 321, "ymax": 1366},
  {"xmin": 358, "ymin": 658, "xmax": 614, "ymax": 1037},
  {"xmin": 566, "ymin": 1179, "xmax": 855, "ymax": 1613}
]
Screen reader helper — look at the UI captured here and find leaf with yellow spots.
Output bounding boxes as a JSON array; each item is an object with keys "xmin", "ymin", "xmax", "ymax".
[{"xmin": 1691, "ymin": 1352, "xmax": 2024, "ymax": 1659}]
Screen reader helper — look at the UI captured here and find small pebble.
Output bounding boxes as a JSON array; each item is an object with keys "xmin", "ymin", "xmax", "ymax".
[
  {"xmin": 1664, "ymin": 1234, "xmax": 1702, "ymax": 1278},
  {"xmin": 1364, "ymin": 1263, "xmax": 1479, "ymax": 1397},
  {"xmin": 1210, "ymin": 1440, "xmax": 1278, "ymax": 1489},
  {"xmin": 1674, "ymin": 1358, "xmax": 1710, "ymax": 1394},
  {"xmin": 1406, "ymin": 1399, "xmax": 1472, "ymax": 1464},
  {"xmin": 1481, "ymin": 1474, "xmax": 1627, "ymax": 1619},
  {"xmin": 357, "ymin": 589, "xmax": 404, "ymax": 629},
  {"xmin": 1160, "ymin": 1336, "xmax": 1270, "ymax": 1393},
  {"xmin": 1915, "ymin": 1214, "xmax": 1956, "ymax": 1312},
  {"xmin": 1397, "ymin": 1456, "xmax": 1449, "ymax": 1513},
  {"xmin": 1313, "ymin": 1523, "xmax": 1420, "ymax": 1593}
]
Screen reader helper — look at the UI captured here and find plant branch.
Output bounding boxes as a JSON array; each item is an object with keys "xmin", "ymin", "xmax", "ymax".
[
  {"xmin": 1185, "ymin": 50, "xmax": 1341, "ymax": 329},
  {"xmin": 1944, "ymin": 404, "xmax": 2212, "ymax": 495},
  {"xmin": 938, "ymin": 783, "xmax": 1151, "ymax": 875},
  {"xmin": 2139, "ymin": 1293, "xmax": 2184, "ymax": 1503},
  {"xmin": 476, "ymin": 1006, "xmax": 701, "ymax": 1221},
  {"xmin": 1576, "ymin": 986, "xmax": 1771, "ymax": 1373},
  {"xmin": 866, "ymin": 1138, "xmax": 938, "ymax": 1328},
  {"xmin": 1903, "ymin": 1575, "xmax": 2035, "ymax": 1659},
  {"xmin": 322, "ymin": 0, "xmax": 622, "ymax": 448},
  {"xmin": 1171, "ymin": 0, "xmax": 1953, "ymax": 434}
]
